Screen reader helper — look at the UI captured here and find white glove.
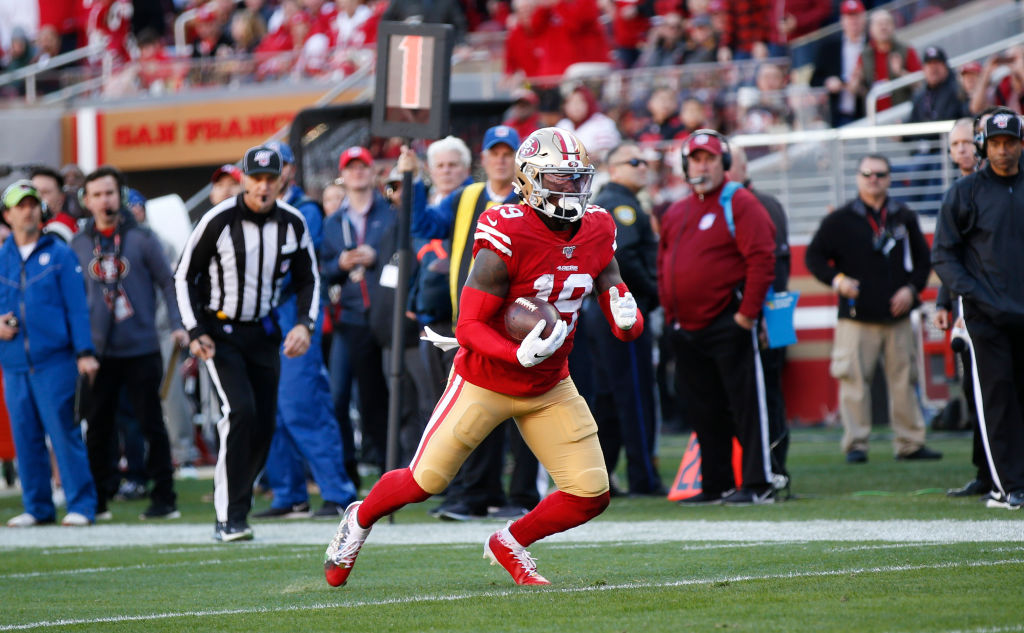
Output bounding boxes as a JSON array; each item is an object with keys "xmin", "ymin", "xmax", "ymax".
[
  {"xmin": 420, "ymin": 326, "xmax": 460, "ymax": 352},
  {"xmin": 608, "ymin": 286, "xmax": 638, "ymax": 330},
  {"xmin": 516, "ymin": 319, "xmax": 568, "ymax": 368}
]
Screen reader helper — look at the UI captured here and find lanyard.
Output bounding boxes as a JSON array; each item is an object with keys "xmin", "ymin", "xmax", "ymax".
[
  {"xmin": 865, "ymin": 205, "xmax": 887, "ymax": 238},
  {"xmin": 93, "ymin": 230, "xmax": 122, "ymax": 285}
]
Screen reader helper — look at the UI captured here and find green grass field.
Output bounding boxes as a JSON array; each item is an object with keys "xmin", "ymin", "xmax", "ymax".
[{"xmin": 2, "ymin": 429, "xmax": 1022, "ymax": 633}]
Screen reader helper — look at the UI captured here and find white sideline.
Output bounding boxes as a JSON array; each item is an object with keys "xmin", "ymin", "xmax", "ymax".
[
  {"xmin": 0, "ymin": 558, "xmax": 1021, "ymax": 631},
  {"xmin": 1, "ymin": 519, "xmax": 1022, "ymax": 549}
]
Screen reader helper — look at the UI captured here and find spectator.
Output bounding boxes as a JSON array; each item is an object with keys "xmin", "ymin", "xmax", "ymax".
[
  {"xmin": 727, "ymin": 145, "xmax": 792, "ymax": 491},
  {"xmin": 60, "ymin": 164, "xmax": 87, "ymax": 220},
  {"xmin": 932, "ymin": 111, "xmax": 1024, "ymax": 510},
  {"xmin": 679, "ymin": 96, "xmax": 708, "ymax": 134},
  {"xmin": 805, "ymin": 154, "xmax": 940, "ymax": 464},
  {"xmin": 608, "ymin": 0, "xmax": 653, "ymax": 69},
  {"xmin": 1, "ymin": 181, "xmax": 99, "ymax": 527},
  {"xmin": 209, "ymin": 164, "xmax": 243, "ymax": 206},
  {"xmin": 0, "ymin": 27, "xmax": 34, "ymax": 96},
  {"xmin": 321, "ymin": 146, "xmax": 395, "ymax": 473},
  {"xmin": 72, "ymin": 166, "xmax": 187, "ymax": 521},
  {"xmin": 659, "ymin": 131, "xmax": 777, "ymax": 505},
  {"xmin": 557, "ymin": 85, "xmax": 622, "ymax": 163},
  {"xmin": 134, "ymin": 28, "xmax": 184, "ymax": 94},
  {"xmin": 255, "ymin": 141, "xmax": 358, "ymax": 519},
  {"xmin": 29, "ymin": 166, "xmax": 77, "ymax": 244},
  {"xmin": 228, "ymin": 9, "xmax": 267, "ymax": 54},
  {"xmin": 958, "ymin": 62, "xmax": 983, "ymax": 114},
  {"xmin": 332, "ymin": 0, "xmax": 375, "ymax": 49},
  {"xmin": 968, "ymin": 47, "xmax": 1024, "ymax": 116},
  {"xmin": 587, "ymin": 141, "xmax": 663, "ymax": 496},
  {"xmin": 682, "ymin": 13, "xmax": 718, "ymax": 65},
  {"xmin": 810, "ymin": 0, "xmax": 868, "ymax": 127},
  {"xmin": 716, "ymin": 0, "xmax": 769, "ymax": 62},
  {"xmin": 908, "ymin": 47, "xmax": 970, "ymax": 125},
  {"xmin": 322, "ymin": 181, "xmax": 345, "ymax": 216},
  {"xmin": 635, "ymin": 87, "xmax": 686, "ymax": 146},
  {"xmin": 765, "ymin": 0, "xmax": 831, "ymax": 60},
  {"xmin": 175, "ymin": 145, "xmax": 319, "ymax": 541},
  {"xmin": 502, "ymin": 88, "xmax": 542, "ymax": 141},
  {"xmin": 86, "ymin": 0, "xmax": 134, "ymax": 66},
  {"xmin": 735, "ymin": 62, "xmax": 793, "ymax": 137},
  {"xmin": 853, "ymin": 9, "xmax": 921, "ymax": 113},
  {"xmin": 636, "ymin": 11, "xmax": 686, "ymax": 68}
]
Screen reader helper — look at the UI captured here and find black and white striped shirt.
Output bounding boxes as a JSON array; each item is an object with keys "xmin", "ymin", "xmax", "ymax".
[{"xmin": 174, "ymin": 194, "xmax": 319, "ymax": 339}]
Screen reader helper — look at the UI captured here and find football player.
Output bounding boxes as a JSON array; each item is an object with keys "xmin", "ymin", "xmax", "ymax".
[{"xmin": 324, "ymin": 127, "xmax": 644, "ymax": 586}]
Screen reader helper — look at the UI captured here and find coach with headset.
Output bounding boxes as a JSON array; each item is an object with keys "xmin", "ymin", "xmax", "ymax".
[
  {"xmin": 933, "ymin": 110, "xmax": 1024, "ymax": 510},
  {"xmin": 657, "ymin": 130, "xmax": 777, "ymax": 506}
]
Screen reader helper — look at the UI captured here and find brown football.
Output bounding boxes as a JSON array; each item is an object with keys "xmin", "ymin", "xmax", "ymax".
[{"xmin": 504, "ymin": 297, "xmax": 561, "ymax": 342}]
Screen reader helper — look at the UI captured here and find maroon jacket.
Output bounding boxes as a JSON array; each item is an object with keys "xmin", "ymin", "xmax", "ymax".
[{"xmin": 657, "ymin": 179, "xmax": 776, "ymax": 330}]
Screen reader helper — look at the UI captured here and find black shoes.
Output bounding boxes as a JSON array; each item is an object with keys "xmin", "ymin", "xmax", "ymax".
[
  {"xmin": 947, "ymin": 479, "xmax": 992, "ymax": 497},
  {"xmin": 721, "ymin": 487, "xmax": 776, "ymax": 506},
  {"xmin": 487, "ymin": 505, "xmax": 529, "ymax": 520},
  {"xmin": 214, "ymin": 521, "xmax": 254, "ymax": 542},
  {"xmin": 897, "ymin": 446, "xmax": 943, "ymax": 460},
  {"xmin": 139, "ymin": 503, "xmax": 181, "ymax": 520},
  {"xmin": 437, "ymin": 501, "xmax": 487, "ymax": 521},
  {"xmin": 677, "ymin": 491, "xmax": 724, "ymax": 506},
  {"xmin": 253, "ymin": 502, "xmax": 311, "ymax": 519},
  {"xmin": 313, "ymin": 501, "xmax": 348, "ymax": 518},
  {"xmin": 846, "ymin": 449, "xmax": 868, "ymax": 464}
]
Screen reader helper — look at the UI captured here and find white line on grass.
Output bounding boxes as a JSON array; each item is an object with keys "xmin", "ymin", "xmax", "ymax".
[
  {"xmin": 0, "ymin": 553, "xmax": 307, "ymax": 580},
  {"xmin": 1, "ymin": 557, "xmax": 1021, "ymax": 631}
]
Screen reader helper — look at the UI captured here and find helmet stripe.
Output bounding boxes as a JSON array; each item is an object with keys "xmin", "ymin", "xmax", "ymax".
[{"xmin": 552, "ymin": 129, "xmax": 572, "ymax": 160}]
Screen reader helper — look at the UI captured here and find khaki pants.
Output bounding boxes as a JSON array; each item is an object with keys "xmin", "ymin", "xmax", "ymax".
[{"xmin": 830, "ymin": 318, "xmax": 926, "ymax": 456}]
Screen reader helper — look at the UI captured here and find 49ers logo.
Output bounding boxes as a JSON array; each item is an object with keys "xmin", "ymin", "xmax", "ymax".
[
  {"xmin": 88, "ymin": 255, "xmax": 130, "ymax": 283},
  {"xmin": 519, "ymin": 137, "xmax": 540, "ymax": 158},
  {"xmin": 992, "ymin": 113, "xmax": 1013, "ymax": 129},
  {"xmin": 253, "ymin": 150, "xmax": 275, "ymax": 166}
]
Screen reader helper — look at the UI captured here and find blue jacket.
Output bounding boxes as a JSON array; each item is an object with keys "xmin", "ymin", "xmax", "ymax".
[
  {"xmin": 0, "ymin": 233, "xmax": 94, "ymax": 372},
  {"xmin": 321, "ymin": 192, "xmax": 396, "ymax": 326}
]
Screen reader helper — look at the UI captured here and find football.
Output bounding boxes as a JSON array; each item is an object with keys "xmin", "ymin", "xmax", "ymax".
[{"xmin": 504, "ymin": 297, "xmax": 561, "ymax": 342}]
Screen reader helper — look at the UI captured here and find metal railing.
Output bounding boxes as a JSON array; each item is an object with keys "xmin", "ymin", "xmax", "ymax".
[{"xmin": 0, "ymin": 43, "xmax": 109, "ymax": 103}]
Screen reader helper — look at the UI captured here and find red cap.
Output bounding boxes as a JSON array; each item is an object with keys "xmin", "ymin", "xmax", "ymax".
[
  {"xmin": 211, "ymin": 164, "xmax": 242, "ymax": 183},
  {"xmin": 960, "ymin": 61, "xmax": 983, "ymax": 75},
  {"xmin": 683, "ymin": 131, "xmax": 724, "ymax": 158},
  {"xmin": 839, "ymin": 0, "xmax": 865, "ymax": 15},
  {"xmin": 339, "ymin": 146, "xmax": 374, "ymax": 170}
]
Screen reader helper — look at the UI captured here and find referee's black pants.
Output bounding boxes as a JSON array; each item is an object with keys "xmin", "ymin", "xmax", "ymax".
[
  {"xmin": 963, "ymin": 305, "xmax": 1024, "ymax": 495},
  {"xmin": 206, "ymin": 320, "xmax": 280, "ymax": 525},
  {"xmin": 669, "ymin": 309, "xmax": 771, "ymax": 496}
]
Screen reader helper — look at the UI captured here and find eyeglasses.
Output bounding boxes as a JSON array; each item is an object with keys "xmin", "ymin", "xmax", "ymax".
[
  {"xmin": 859, "ymin": 170, "xmax": 890, "ymax": 179},
  {"xmin": 612, "ymin": 158, "xmax": 648, "ymax": 168}
]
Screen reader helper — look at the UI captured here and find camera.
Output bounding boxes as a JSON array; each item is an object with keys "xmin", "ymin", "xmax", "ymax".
[{"xmin": 4, "ymin": 316, "xmax": 18, "ymax": 329}]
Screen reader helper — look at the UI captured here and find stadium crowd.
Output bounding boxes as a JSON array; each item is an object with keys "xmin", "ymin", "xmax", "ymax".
[{"xmin": 3, "ymin": 0, "xmax": 1024, "ymax": 535}]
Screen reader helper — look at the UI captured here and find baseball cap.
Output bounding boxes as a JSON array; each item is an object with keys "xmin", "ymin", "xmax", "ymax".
[
  {"xmin": 839, "ymin": 0, "xmax": 865, "ymax": 15},
  {"xmin": 242, "ymin": 145, "xmax": 283, "ymax": 176},
  {"xmin": 265, "ymin": 140, "xmax": 294, "ymax": 164},
  {"xmin": 960, "ymin": 61, "xmax": 983, "ymax": 75},
  {"xmin": 683, "ymin": 131, "xmax": 724, "ymax": 157},
  {"xmin": 339, "ymin": 146, "xmax": 374, "ymax": 170},
  {"xmin": 126, "ymin": 188, "xmax": 147, "ymax": 208},
  {"xmin": 985, "ymin": 111, "xmax": 1023, "ymax": 140},
  {"xmin": 3, "ymin": 180, "xmax": 41, "ymax": 208},
  {"xmin": 211, "ymin": 164, "xmax": 242, "ymax": 184},
  {"xmin": 922, "ymin": 46, "xmax": 947, "ymax": 64},
  {"xmin": 482, "ymin": 125, "xmax": 520, "ymax": 151}
]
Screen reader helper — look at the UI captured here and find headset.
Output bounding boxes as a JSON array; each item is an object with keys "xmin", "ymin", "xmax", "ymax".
[
  {"xmin": 78, "ymin": 165, "xmax": 130, "ymax": 214},
  {"xmin": 681, "ymin": 128, "xmax": 732, "ymax": 179},
  {"xmin": 972, "ymin": 106, "xmax": 1022, "ymax": 159}
]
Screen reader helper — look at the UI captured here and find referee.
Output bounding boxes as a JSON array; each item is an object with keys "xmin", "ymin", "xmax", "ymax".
[{"xmin": 174, "ymin": 145, "xmax": 319, "ymax": 541}]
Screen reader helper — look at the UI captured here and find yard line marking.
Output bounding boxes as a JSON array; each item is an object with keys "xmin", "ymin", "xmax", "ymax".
[
  {"xmin": 0, "ymin": 553, "xmax": 307, "ymax": 580},
  {"xmin": 1, "ymin": 557, "xmax": 1021, "ymax": 631},
  {"xmin": 827, "ymin": 542, "xmax": 956, "ymax": 552}
]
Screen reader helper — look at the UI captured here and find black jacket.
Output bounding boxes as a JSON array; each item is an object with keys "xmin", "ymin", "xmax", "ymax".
[
  {"xmin": 933, "ymin": 164, "xmax": 1024, "ymax": 325},
  {"xmin": 594, "ymin": 182, "xmax": 659, "ymax": 315},
  {"xmin": 748, "ymin": 185, "xmax": 790, "ymax": 292},
  {"xmin": 908, "ymin": 68, "xmax": 970, "ymax": 125},
  {"xmin": 806, "ymin": 197, "xmax": 931, "ymax": 323},
  {"xmin": 810, "ymin": 31, "xmax": 866, "ymax": 126}
]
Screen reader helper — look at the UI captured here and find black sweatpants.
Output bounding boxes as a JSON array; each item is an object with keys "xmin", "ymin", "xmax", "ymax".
[
  {"xmin": 336, "ymin": 322, "xmax": 389, "ymax": 470},
  {"xmin": 86, "ymin": 352, "xmax": 175, "ymax": 512},
  {"xmin": 669, "ymin": 309, "xmax": 771, "ymax": 495},
  {"xmin": 206, "ymin": 320, "xmax": 280, "ymax": 524},
  {"xmin": 963, "ymin": 306, "xmax": 1024, "ymax": 495}
]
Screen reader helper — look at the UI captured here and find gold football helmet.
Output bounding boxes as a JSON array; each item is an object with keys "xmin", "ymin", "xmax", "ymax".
[{"xmin": 513, "ymin": 127, "xmax": 595, "ymax": 222}]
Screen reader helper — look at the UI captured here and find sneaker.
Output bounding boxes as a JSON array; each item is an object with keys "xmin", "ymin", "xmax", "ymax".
[
  {"xmin": 313, "ymin": 501, "xmax": 349, "ymax": 518},
  {"xmin": 214, "ymin": 521, "xmax": 254, "ymax": 542},
  {"xmin": 846, "ymin": 449, "xmax": 868, "ymax": 464},
  {"xmin": 438, "ymin": 501, "xmax": 487, "ymax": 521},
  {"xmin": 487, "ymin": 505, "xmax": 529, "ymax": 521},
  {"xmin": 6, "ymin": 512, "xmax": 54, "ymax": 527},
  {"xmin": 989, "ymin": 490, "xmax": 1024, "ymax": 510},
  {"xmin": 324, "ymin": 501, "xmax": 370, "ymax": 587},
  {"xmin": 115, "ymin": 480, "xmax": 147, "ymax": 501},
  {"xmin": 253, "ymin": 502, "xmax": 311, "ymax": 519},
  {"xmin": 676, "ymin": 491, "xmax": 724, "ymax": 506},
  {"xmin": 947, "ymin": 479, "xmax": 991, "ymax": 497},
  {"xmin": 721, "ymin": 487, "xmax": 776, "ymax": 506},
  {"xmin": 61, "ymin": 512, "xmax": 91, "ymax": 526},
  {"xmin": 484, "ymin": 525, "xmax": 550, "ymax": 585},
  {"xmin": 139, "ymin": 504, "xmax": 181, "ymax": 520},
  {"xmin": 896, "ymin": 446, "xmax": 943, "ymax": 460}
]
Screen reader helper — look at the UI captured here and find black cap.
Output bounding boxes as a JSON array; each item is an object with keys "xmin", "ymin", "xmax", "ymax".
[
  {"xmin": 985, "ymin": 111, "xmax": 1023, "ymax": 140},
  {"xmin": 922, "ymin": 46, "xmax": 947, "ymax": 64},
  {"xmin": 243, "ymin": 145, "xmax": 282, "ymax": 176}
]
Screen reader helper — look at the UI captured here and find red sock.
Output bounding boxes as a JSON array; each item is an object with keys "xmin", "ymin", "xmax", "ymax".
[
  {"xmin": 508, "ymin": 490, "xmax": 610, "ymax": 547},
  {"xmin": 356, "ymin": 468, "xmax": 431, "ymax": 527}
]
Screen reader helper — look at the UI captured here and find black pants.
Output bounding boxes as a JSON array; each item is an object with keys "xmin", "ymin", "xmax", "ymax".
[
  {"xmin": 760, "ymin": 345, "xmax": 790, "ymax": 478},
  {"xmin": 669, "ymin": 310, "xmax": 771, "ymax": 495},
  {"xmin": 206, "ymin": 320, "xmax": 280, "ymax": 524},
  {"xmin": 584, "ymin": 301, "xmax": 661, "ymax": 494},
  {"xmin": 963, "ymin": 306, "xmax": 1024, "ymax": 494},
  {"xmin": 86, "ymin": 352, "xmax": 175, "ymax": 511},
  {"xmin": 337, "ymin": 322, "xmax": 389, "ymax": 470}
]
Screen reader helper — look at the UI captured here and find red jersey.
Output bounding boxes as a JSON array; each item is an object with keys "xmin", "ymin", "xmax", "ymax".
[
  {"xmin": 454, "ymin": 203, "xmax": 617, "ymax": 397},
  {"xmin": 86, "ymin": 0, "xmax": 133, "ymax": 64}
]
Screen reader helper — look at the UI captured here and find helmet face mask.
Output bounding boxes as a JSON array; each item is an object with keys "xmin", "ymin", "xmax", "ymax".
[{"xmin": 515, "ymin": 128, "xmax": 595, "ymax": 222}]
